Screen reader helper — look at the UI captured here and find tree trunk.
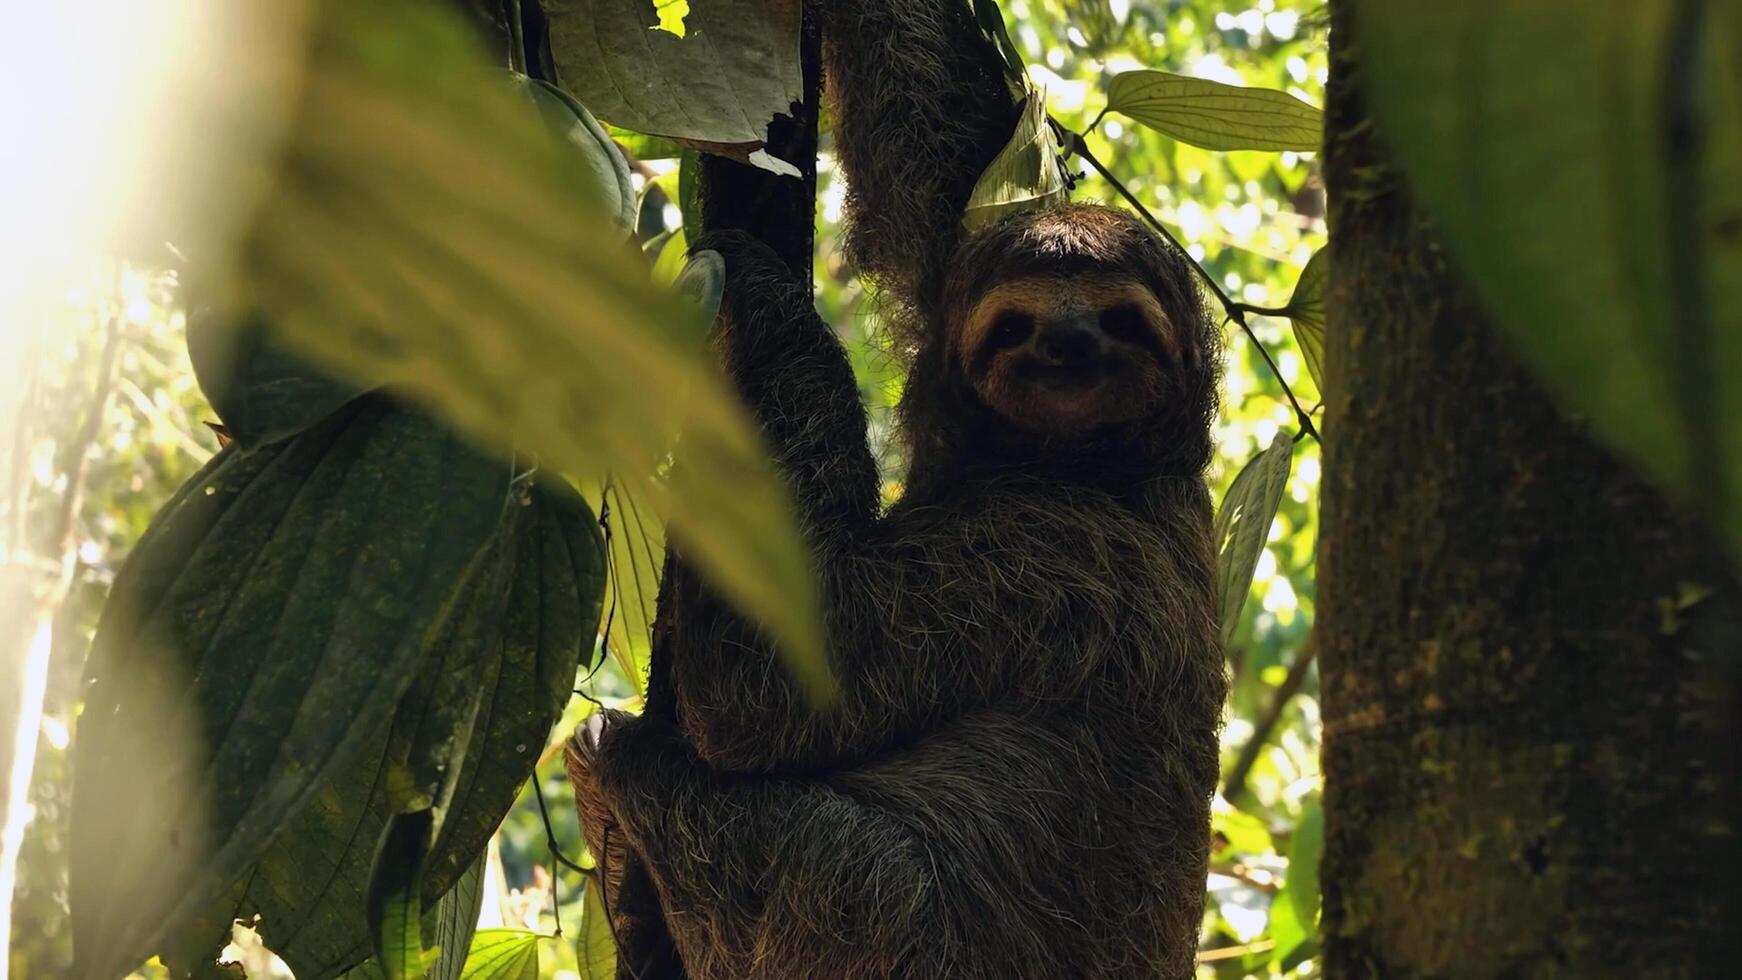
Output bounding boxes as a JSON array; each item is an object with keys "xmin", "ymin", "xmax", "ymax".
[{"xmin": 1317, "ymin": 4, "xmax": 1739, "ymax": 976}]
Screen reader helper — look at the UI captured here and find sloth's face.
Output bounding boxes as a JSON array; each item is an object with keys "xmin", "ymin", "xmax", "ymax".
[{"xmin": 956, "ymin": 274, "xmax": 1181, "ymax": 436}]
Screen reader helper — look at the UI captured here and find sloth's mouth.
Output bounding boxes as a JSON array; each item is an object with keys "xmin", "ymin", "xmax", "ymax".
[{"xmin": 1018, "ymin": 360, "xmax": 1110, "ymax": 390}]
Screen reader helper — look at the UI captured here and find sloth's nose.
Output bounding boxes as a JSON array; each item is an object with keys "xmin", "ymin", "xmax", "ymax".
[{"xmin": 1032, "ymin": 317, "xmax": 1106, "ymax": 367}]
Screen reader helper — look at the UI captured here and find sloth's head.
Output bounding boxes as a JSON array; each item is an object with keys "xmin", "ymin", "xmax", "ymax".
[{"xmin": 939, "ymin": 204, "xmax": 1218, "ymax": 439}]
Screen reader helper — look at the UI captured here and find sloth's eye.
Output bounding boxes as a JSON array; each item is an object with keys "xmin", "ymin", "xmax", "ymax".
[
  {"xmin": 987, "ymin": 311, "xmax": 1036, "ymax": 350},
  {"xmin": 1099, "ymin": 305, "xmax": 1150, "ymax": 344}
]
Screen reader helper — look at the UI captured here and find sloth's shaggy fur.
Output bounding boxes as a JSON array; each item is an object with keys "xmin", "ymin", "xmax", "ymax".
[{"xmin": 564, "ymin": 2, "xmax": 1226, "ymax": 978}]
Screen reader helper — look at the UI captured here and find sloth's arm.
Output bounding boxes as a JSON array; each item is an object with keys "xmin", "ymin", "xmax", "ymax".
[{"xmin": 818, "ymin": 0, "xmax": 1022, "ymax": 305}]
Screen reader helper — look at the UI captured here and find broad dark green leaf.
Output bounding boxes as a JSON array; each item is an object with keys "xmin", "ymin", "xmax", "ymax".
[
  {"xmin": 1214, "ymin": 436, "xmax": 1292, "ymax": 644},
  {"xmin": 186, "ymin": 309, "xmax": 366, "ymax": 447},
  {"xmin": 1282, "ymin": 248, "xmax": 1327, "ymax": 392},
  {"xmin": 223, "ymin": 1, "xmax": 823, "ymax": 688},
  {"xmin": 71, "ymin": 399, "xmax": 512, "ymax": 978},
  {"xmin": 457, "ymin": 930, "xmax": 540, "ymax": 980},
  {"xmin": 1105, "ymin": 70, "xmax": 1321, "ymax": 152},
  {"xmin": 1353, "ymin": 0, "xmax": 1742, "ymax": 553},
  {"xmin": 964, "ymin": 94, "xmax": 1069, "ymax": 231},
  {"xmin": 166, "ymin": 474, "xmax": 603, "ymax": 979},
  {"xmin": 544, "ymin": 0, "xmax": 803, "ymax": 161},
  {"xmin": 369, "ymin": 810, "xmax": 437, "ymax": 979},
  {"xmin": 519, "ymin": 77, "xmax": 636, "ymax": 234}
]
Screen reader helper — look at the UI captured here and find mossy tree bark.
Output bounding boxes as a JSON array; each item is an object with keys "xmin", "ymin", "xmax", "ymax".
[{"xmin": 1317, "ymin": 3, "xmax": 1740, "ymax": 976}]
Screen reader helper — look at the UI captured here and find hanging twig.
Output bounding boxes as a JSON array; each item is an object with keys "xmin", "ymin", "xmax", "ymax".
[{"xmin": 1061, "ymin": 129, "xmax": 1321, "ymax": 443}]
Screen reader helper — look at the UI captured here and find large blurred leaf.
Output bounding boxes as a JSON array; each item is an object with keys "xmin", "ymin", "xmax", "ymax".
[
  {"xmin": 189, "ymin": 1, "xmax": 822, "ymax": 685},
  {"xmin": 1214, "ymin": 436, "xmax": 1292, "ymax": 644},
  {"xmin": 964, "ymin": 93, "xmax": 1069, "ymax": 231},
  {"xmin": 162, "ymin": 472, "xmax": 604, "ymax": 979},
  {"xmin": 1281, "ymin": 248, "xmax": 1328, "ymax": 392},
  {"xmin": 543, "ymin": 0, "xmax": 803, "ymax": 162},
  {"xmin": 71, "ymin": 400, "xmax": 511, "ymax": 978},
  {"xmin": 1353, "ymin": 0, "xmax": 1742, "ymax": 553},
  {"xmin": 1104, "ymin": 70, "xmax": 1321, "ymax": 152}
]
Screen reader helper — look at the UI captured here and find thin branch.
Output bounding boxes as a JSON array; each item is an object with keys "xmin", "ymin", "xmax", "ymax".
[
  {"xmin": 1209, "ymin": 861, "xmax": 1281, "ymax": 893},
  {"xmin": 1064, "ymin": 130, "xmax": 1321, "ymax": 443},
  {"xmin": 1197, "ymin": 939, "xmax": 1276, "ymax": 963},
  {"xmin": 1222, "ymin": 634, "xmax": 1318, "ymax": 807}
]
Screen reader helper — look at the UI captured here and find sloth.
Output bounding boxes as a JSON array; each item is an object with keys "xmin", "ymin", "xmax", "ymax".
[{"xmin": 565, "ymin": 2, "xmax": 1226, "ymax": 979}]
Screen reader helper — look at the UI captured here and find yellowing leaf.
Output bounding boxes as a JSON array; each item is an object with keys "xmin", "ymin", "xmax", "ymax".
[
  {"xmin": 964, "ymin": 92, "xmax": 1069, "ymax": 231},
  {"xmin": 1214, "ymin": 436, "xmax": 1293, "ymax": 644}
]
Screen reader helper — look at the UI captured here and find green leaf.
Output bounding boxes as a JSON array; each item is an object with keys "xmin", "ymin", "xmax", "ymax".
[
  {"xmin": 369, "ymin": 810, "xmax": 438, "ymax": 979},
  {"xmin": 584, "ymin": 478, "xmax": 667, "ymax": 693},
  {"xmin": 1288, "ymin": 800, "xmax": 1325, "ymax": 929},
  {"xmin": 186, "ymin": 309, "xmax": 365, "ymax": 447},
  {"xmin": 544, "ymin": 0, "xmax": 804, "ymax": 158},
  {"xmin": 964, "ymin": 93, "xmax": 1070, "ymax": 231},
  {"xmin": 427, "ymin": 851, "xmax": 488, "ymax": 980},
  {"xmin": 1104, "ymin": 70, "xmax": 1322, "ymax": 152},
  {"xmin": 340, "ymin": 800, "xmax": 493, "ymax": 980},
  {"xmin": 1264, "ymin": 882, "xmax": 1309, "ymax": 966},
  {"xmin": 1282, "ymin": 248, "xmax": 1328, "ymax": 392},
  {"xmin": 577, "ymin": 875, "xmax": 616, "ymax": 980},
  {"xmin": 222, "ymin": 2, "xmax": 824, "ymax": 691},
  {"xmin": 167, "ymin": 472, "xmax": 603, "ymax": 979},
  {"xmin": 1213, "ymin": 804, "xmax": 1275, "ymax": 858},
  {"xmin": 1352, "ymin": 0, "xmax": 1742, "ymax": 554},
  {"xmin": 71, "ymin": 400, "xmax": 512, "ymax": 979},
  {"xmin": 457, "ymin": 930, "xmax": 540, "ymax": 980},
  {"xmin": 606, "ymin": 124, "xmax": 683, "ymax": 161},
  {"xmin": 519, "ymin": 77, "xmax": 636, "ymax": 235},
  {"xmin": 1214, "ymin": 436, "xmax": 1293, "ymax": 644}
]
